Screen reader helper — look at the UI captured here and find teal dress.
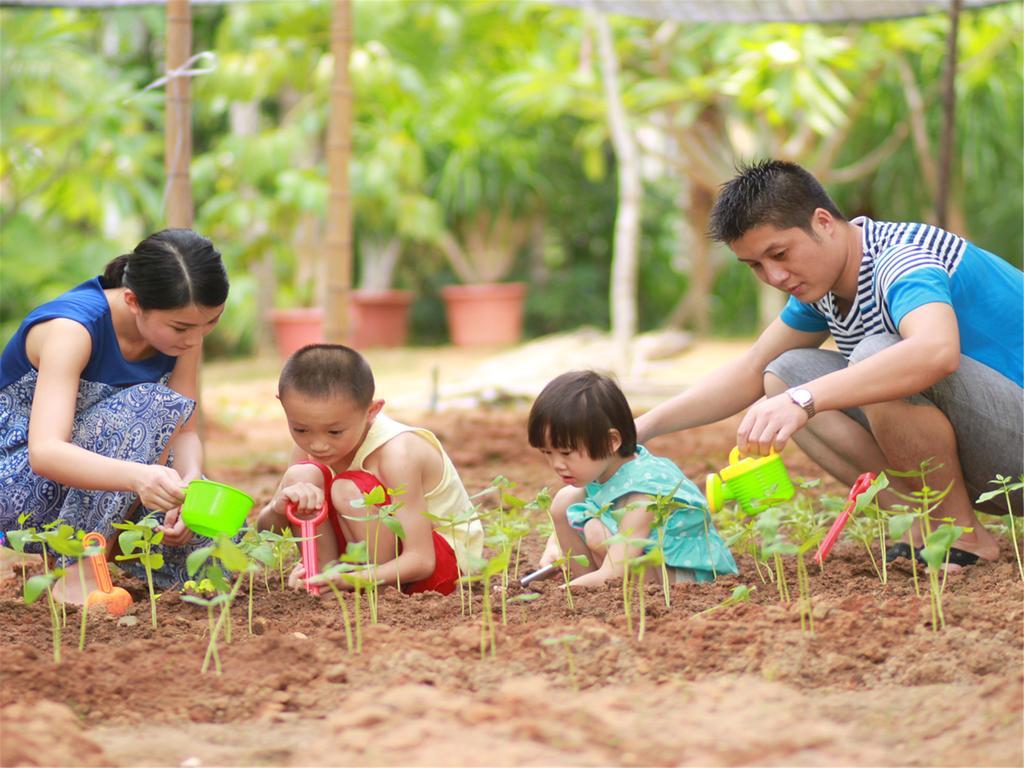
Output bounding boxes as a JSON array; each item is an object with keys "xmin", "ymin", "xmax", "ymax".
[{"xmin": 566, "ymin": 446, "xmax": 738, "ymax": 582}]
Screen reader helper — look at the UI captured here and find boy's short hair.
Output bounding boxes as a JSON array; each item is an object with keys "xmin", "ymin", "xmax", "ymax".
[
  {"xmin": 528, "ymin": 370, "xmax": 636, "ymax": 459},
  {"xmin": 278, "ymin": 344, "xmax": 375, "ymax": 407},
  {"xmin": 709, "ymin": 159, "xmax": 846, "ymax": 244}
]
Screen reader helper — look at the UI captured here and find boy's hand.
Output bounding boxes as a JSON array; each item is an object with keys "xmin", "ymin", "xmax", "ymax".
[{"xmin": 274, "ymin": 482, "xmax": 325, "ymax": 517}]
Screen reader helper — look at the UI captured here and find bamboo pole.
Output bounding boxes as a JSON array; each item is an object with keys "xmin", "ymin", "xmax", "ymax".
[
  {"xmin": 324, "ymin": 0, "xmax": 353, "ymax": 343},
  {"xmin": 165, "ymin": 0, "xmax": 193, "ymax": 228},
  {"xmin": 936, "ymin": 0, "xmax": 962, "ymax": 229}
]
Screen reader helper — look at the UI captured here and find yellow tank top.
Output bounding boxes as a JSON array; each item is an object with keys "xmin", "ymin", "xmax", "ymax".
[{"xmin": 352, "ymin": 414, "xmax": 484, "ymax": 571}]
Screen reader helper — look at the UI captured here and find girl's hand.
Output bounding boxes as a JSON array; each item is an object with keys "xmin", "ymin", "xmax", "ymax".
[
  {"xmin": 539, "ymin": 532, "xmax": 563, "ymax": 567},
  {"xmin": 274, "ymin": 482, "xmax": 325, "ymax": 517},
  {"xmin": 133, "ymin": 464, "xmax": 187, "ymax": 512}
]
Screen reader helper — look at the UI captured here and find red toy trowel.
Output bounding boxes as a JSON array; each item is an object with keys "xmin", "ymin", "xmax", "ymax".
[{"xmin": 814, "ymin": 472, "xmax": 877, "ymax": 565}]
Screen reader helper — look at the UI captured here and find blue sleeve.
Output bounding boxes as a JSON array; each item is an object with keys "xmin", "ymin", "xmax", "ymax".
[
  {"xmin": 779, "ymin": 295, "xmax": 829, "ymax": 332},
  {"xmin": 884, "ymin": 267, "xmax": 953, "ymax": 329}
]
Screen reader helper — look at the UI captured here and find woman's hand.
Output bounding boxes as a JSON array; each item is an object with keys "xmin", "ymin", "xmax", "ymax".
[{"xmin": 133, "ymin": 464, "xmax": 187, "ymax": 512}]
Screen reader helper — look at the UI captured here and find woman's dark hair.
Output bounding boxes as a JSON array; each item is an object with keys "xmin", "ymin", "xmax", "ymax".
[
  {"xmin": 278, "ymin": 344, "xmax": 376, "ymax": 408},
  {"xmin": 708, "ymin": 159, "xmax": 845, "ymax": 244},
  {"xmin": 101, "ymin": 229, "xmax": 229, "ymax": 310},
  {"xmin": 528, "ymin": 370, "xmax": 636, "ymax": 459}
]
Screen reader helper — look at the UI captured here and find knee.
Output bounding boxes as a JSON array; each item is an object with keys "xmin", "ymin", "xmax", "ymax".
[
  {"xmin": 550, "ymin": 486, "xmax": 578, "ymax": 520},
  {"xmin": 763, "ymin": 371, "xmax": 788, "ymax": 397},
  {"xmin": 582, "ymin": 519, "xmax": 606, "ymax": 552},
  {"xmin": 331, "ymin": 478, "xmax": 366, "ymax": 514},
  {"xmin": 849, "ymin": 334, "xmax": 901, "ymax": 365}
]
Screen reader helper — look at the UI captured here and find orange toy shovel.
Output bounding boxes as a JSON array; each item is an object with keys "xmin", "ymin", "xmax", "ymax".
[{"xmin": 83, "ymin": 532, "xmax": 133, "ymax": 616}]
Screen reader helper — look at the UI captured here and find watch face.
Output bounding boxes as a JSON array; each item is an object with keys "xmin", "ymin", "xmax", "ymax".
[{"xmin": 789, "ymin": 388, "xmax": 812, "ymax": 406}]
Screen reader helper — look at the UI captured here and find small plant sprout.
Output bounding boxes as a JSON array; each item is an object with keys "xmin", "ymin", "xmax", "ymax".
[
  {"xmin": 886, "ymin": 459, "xmax": 954, "ymax": 588},
  {"xmin": 6, "ymin": 513, "xmax": 36, "ymax": 590},
  {"xmin": 754, "ymin": 509, "xmax": 792, "ymax": 604},
  {"xmin": 24, "ymin": 563, "xmax": 65, "ymax": 664},
  {"xmin": 343, "ymin": 483, "xmax": 405, "ymax": 622},
  {"xmin": 237, "ymin": 527, "xmax": 278, "ymax": 634},
  {"xmin": 316, "ymin": 559, "xmax": 361, "ymax": 654},
  {"xmin": 185, "ymin": 536, "xmax": 248, "ymax": 663},
  {"xmin": 646, "ymin": 487, "xmax": 685, "ymax": 607},
  {"xmin": 423, "ymin": 504, "xmax": 481, "ymax": 616},
  {"xmin": 552, "ymin": 551, "xmax": 589, "ymax": 611},
  {"xmin": 256, "ymin": 527, "xmax": 300, "ymax": 591},
  {"xmin": 977, "ymin": 475, "xmax": 1024, "ymax": 582},
  {"xmin": 600, "ymin": 525, "xmax": 655, "ymax": 637},
  {"xmin": 887, "ymin": 507, "xmax": 922, "ymax": 595},
  {"xmin": 783, "ymin": 495, "xmax": 829, "ymax": 634},
  {"xmin": 627, "ymin": 545, "xmax": 663, "ymax": 642},
  {"xmin": 541, "ymin": 633, "xmax": 580, "ymax": 691},
  {"xmin": 918, "ymin": 522, "xmax": 967, "ymax": 631},
  {"xmin": 459, "ymin": 549, "xmax": 508, "ymax": 658},
  {"xmin": 696, "ymin": 584, "xmax": 756, "ymax": 617},
  {"xmin": 508, "ymin": 591, "xmax": 540, "ymax": 623},
  {"xmin": 113, "ymin": 513, "xmax": 165, "ymax": 629}
]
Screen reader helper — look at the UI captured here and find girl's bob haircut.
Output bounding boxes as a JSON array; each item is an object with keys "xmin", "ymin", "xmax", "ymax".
[{"xmin": 527, "ymin": 370, "xmax": 636, "ymax": 459}]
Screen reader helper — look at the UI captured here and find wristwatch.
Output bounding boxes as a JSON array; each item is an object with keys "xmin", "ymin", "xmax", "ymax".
[{"xmin": 786, "ymin": 387, "xmax": 816, "ymax": 419}]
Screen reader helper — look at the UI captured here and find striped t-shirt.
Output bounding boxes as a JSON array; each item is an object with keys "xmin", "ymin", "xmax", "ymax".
[{"xmin": 780, "ymin": 216, "xmax": 1024, "ymax": 387}]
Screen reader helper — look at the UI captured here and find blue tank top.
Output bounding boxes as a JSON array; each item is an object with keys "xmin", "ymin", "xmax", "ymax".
[{"xmin": 0, "ymin": 277, "xmax": 176, "ymax": 390}]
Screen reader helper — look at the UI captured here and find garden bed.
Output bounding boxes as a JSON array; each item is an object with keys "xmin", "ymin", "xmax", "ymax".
[{"xmin": 2, "ymin": 410, "xmax": 1021, "ymax": 767}]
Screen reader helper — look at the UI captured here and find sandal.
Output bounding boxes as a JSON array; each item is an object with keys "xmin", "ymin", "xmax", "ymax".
[{"xmin": 884, "ymin": 542, "xmax": 979, "ymax": 567}]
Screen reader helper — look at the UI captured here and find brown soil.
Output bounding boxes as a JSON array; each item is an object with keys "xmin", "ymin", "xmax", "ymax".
[{"xmin": 2, "ymin": 408, "xmax": 1022, "ymax": 767}]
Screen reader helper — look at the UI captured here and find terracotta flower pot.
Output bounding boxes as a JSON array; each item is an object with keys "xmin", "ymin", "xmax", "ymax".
[
  {"xmin": 349, "ymin": 289, "xmax": 414, "ymax": 349},
  {"xmin": 267, "ymin": 307, "xmax": 324, "ymax": 359},
  {"xmin": 440, "ymin": 282, "xmax": 526, "ymax": 347}
]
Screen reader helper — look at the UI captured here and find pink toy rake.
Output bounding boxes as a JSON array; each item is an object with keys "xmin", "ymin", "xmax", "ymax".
[
  {"xmin": 286, "ymin": 500, "xmax": 328, "ymax": 596},
  {"xmin": 814, "ymin": 472, "xmax": 877, "ymax": 565}
]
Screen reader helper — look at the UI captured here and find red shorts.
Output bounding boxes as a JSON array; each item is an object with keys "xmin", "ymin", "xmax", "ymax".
[{"xmin": 299, "ymin": 461, "xmax": 460, "ymax": 595}]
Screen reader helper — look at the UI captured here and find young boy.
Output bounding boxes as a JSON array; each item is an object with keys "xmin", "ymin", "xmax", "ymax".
[{"xmin": 257, "ymin": 344, "xmax": 483, "ymax": 594}]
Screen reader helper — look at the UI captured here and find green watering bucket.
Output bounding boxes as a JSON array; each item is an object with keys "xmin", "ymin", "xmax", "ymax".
[
  {"xmin": 705, "ymin": 447, "xmax": 795, "ymax": 516},
  {"xmin": 180, "ymin": 479, "xmax": 254, "ymax": 538}
]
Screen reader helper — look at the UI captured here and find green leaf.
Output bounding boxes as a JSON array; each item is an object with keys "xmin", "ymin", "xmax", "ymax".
[
  {"xmin": 186, "ymin": 546, "xmax": 215, "ymax": 577},
  {"xmin": 24, "ymin": 573, "xmax": 56, "ymax": 605},
  {"xmin": 888, "ymin": 513, "xmax": 916, "ymax": 539},
  {"xmin": 215, "ymin": 537, "xmax": 249, "ymax": 572}
]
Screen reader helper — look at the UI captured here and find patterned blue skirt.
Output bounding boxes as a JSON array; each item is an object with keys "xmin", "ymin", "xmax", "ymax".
[{"xmin": 0, "ymin": 371, "xmax": 217, "ymax": 587}]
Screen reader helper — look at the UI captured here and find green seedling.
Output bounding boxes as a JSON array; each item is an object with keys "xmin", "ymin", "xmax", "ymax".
[
  {"xmin": 918, "ymin": 522, "xmax": 967, "ymax": 631},
  {"xmin": 627, "ymin": 545, "xmax": 663, "ymax": 642},
  {"xmin": 343, "ymin": 484, "xmax": 406, "ymax": 622},
  {"xmin": 840, "ymin": 473, "xmax": 891, "ymax": 583},
  {"xmin": 508, "ymin": 591, "xmax": 540, "ymax": 623},
  {"xmin": 423, "ymin": 504, "xmax": 481, "ymax": 617},
  {"xmin": 886, "ymin": 506, "xmax": 922, "ymax": 595},
  {"xmin": 887, "ymin": 460, "xmax": 953, "ymax": 583},
  {"xmin": 645, "ymin": 486, "xmax": 687, "ymax": 607},
  {"xmin": 977, "ymin": 474, "xmax": 1024, "ymax": 582},
  {"xmin": 696, "ymin": 584, "xmax": 756, "ymax": 617},
  {"xmin": 719, "ymin": 506, "xmax": 772, "ymax": 585},
  {"xmin": 754, "ymin": 509, "xmax": 792, "ymax": 604},
  {"xmin": 601, "ymin": 526, "xmax": 655, "ymax": 637},
  {"xmin": 459, "ymin": 549, "xmax": 509, "ymax": 658},
  {"xmin": 541, "ymin": 633, "xmax": 580, "ymax": 691},
  {"xmin": 113, "ymin": 513, "xmax": 165, "ymax": 628},
  {"xmin": 6, "ymin": 513, "xmax": 36, "ymax": 591},
  {"xmin": 316, "ymin": 560, "xmax": 361, "ymax": 654},
  {"xmin": 186, "ymin": 534, "xmax": 249, "ymax": 647},
  {"xmin": 237, "ymin": 527, "xmax": 278, "ymax": 634},
  {"xmin": 256, "ymin": 527, "xmax": 301, "ymax": 591},
  {"xmin": 783, "ymin": 495, "xmax": 828, "ymax": 634},
  {"xmin": 24, "ymin": 565, "xmax": 65, "ymax": 664},
  {"xmin": 180, "ymin": 590, "xmax": 234, "ymax": 674},
  {"xmin": 551, "ymin": 552, "xmax": 589, "ymax": 611},
  {"xmin": 36, "ymin": 524, "xmax": 89, "ymax": 641}
]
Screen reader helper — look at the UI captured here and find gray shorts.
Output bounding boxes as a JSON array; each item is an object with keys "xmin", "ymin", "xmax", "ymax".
[{"xmin": 765, "ymin": 334, "xmax": 1024, "ymax": 516}]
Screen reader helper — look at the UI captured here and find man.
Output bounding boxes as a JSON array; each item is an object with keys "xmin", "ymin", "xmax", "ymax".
[{"xmin": 636, "ymin": 159, "xmax": 1023, "ymax": 565}]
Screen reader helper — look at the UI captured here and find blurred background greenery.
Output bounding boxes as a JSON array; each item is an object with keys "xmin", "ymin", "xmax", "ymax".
[{"xmin": 1, "ymin": 1, "xmax": 1020, "ymax": 355}]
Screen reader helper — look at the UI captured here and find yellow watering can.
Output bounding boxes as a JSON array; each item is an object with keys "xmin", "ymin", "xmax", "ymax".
[{"xmin": 705, "ymin": 447, "xmax": 795, "ymax": 516}]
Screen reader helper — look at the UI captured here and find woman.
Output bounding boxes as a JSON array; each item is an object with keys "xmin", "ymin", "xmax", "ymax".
[{"xmin": 0, "ymin": 229, "xmax": 229, "ymax": 598}]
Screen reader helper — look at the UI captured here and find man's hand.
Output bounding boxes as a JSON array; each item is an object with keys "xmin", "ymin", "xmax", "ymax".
[{"xmin": 737, "ymin": 393, "xmax": 809, "ymax": 456}]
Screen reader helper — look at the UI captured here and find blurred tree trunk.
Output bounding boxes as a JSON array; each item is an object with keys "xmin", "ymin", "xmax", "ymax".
[
  {"xmin": 324, "ymin": 0, "xmax": 353, "ymax": 343},
  {"xmin": 165, "ymin": 0, "xmax": 192, "ymax": 228},
  {"xmin": 593, "ymin": 12, "xmax": 640, "ymax": 375}
]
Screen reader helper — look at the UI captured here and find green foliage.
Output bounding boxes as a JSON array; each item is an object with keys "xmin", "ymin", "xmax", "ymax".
[{"xmin": 3, "ymin": 3, "xmax": 1020, "ymax": 351}]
